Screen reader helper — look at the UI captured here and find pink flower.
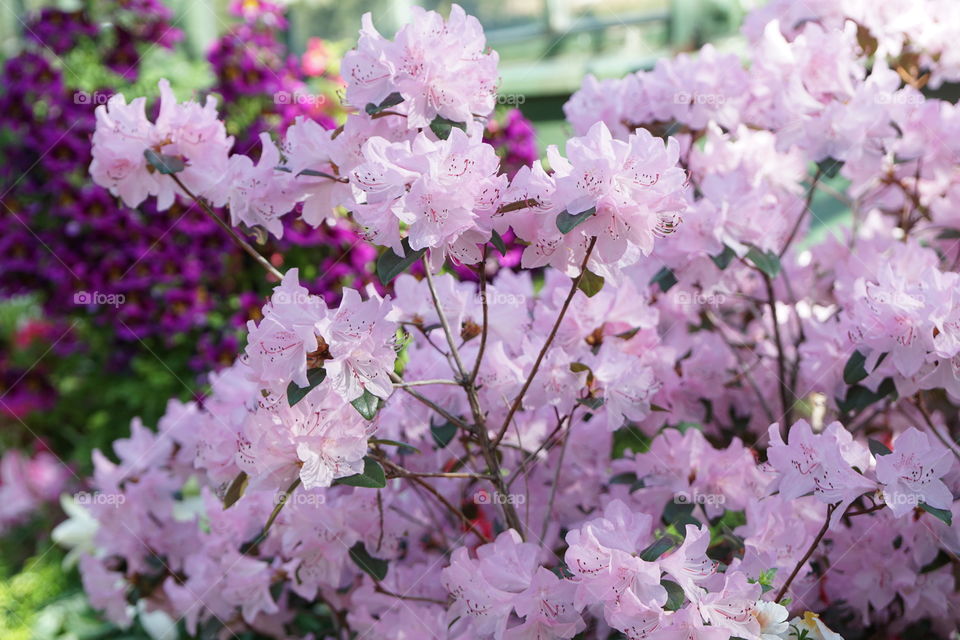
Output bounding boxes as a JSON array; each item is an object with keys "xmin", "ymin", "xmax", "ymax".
[
  {"xmin": 876, "ymin": 427, "xmax": 954, "ymax": 517},
  {"xmin": 90, "ymin": 93, "xmax": 161, "ymax": 207},
  {"xmin": 766, "ymin": 421, "xmax": 877, "ymax": 516},
  {"xmin": 225, "ymin": 132, "xmax": 298, "ymax": 238},
  {"xmin": 342, "ymin": 5, "xmax": 498, "ymax": 129},
  {"xmin": 351, "ymin": 127, "xmax": 505, "ymax": 269},
  {"xmin": 243, "ymin": 269, "xmax": 327, "ymax": 391},
  {"xmin": 549, "ymin": 122, "xmax": 688, "ymax": 266}
]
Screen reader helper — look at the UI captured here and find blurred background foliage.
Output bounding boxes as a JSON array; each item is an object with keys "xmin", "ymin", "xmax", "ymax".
[{"xmin": 0, "ymin": 0, "xmax": 761, "ymax": 638}]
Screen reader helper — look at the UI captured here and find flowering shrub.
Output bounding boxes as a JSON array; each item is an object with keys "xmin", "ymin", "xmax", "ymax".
[{"xmin": 61, "ymin": 2, "xmax": 960, "ymax": 639}]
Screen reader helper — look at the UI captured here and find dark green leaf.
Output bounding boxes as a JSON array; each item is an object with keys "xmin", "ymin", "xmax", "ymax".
[
  {"xmin": 556, "ymin": 207, "xmax": 596, "ymax": 234},
  {"xmin": 610, "ymin": 472, "xmax": 638, "ymax": 486},
  {"xmin": 612, "ymin": 425, "xmax": 650, "ymax": 458},
  {"xmin": 287, "ymin": 368, "xmax": 327, "ymax": 406},
  {"xmin": 745, "ymin": 246, "xmax": 781, "ymax": 278},
  {"xmin": 816, "ymin": 157, "xmax": 844, "ymax": 179},
  {"xmin": 662, "ymin": 579, "xmax": 685, "ymax": 611},
  {"xmin": 936, "ymin": 228, "xmax": 960, "ymax": 240},
  {"xmin": 578, "ymin": 396, "xmax": 604, "ymax": 410},
  {"xmin": 376, "ymin": 239, "xmax": 427, "ymax": 286},
  {"xmin": 430, "ymin": 420, "xmax": 459, "ymax": 449},
  {"xmin": 335, "ymin": 456, "xmax": 387, "ymax": 488},
  {"xmin": 569, "ymin": 362, "xmax": 591, "ymax": 374},
  {"xmin": 144, "ymin": 149, "xmax": 185, "ymax": 174},
  {"xmin": 868, "ymin": 438, "xmax": 892, "ymax": 457},
  {"xmin": 710, "ymin": 245, "xmax": 736, "ymax": 270},
  {"xmin": 490, "ymin": 229, "xmax": 507, "ymax": 256},
  {"xmin": 577, "ymin": 269, "xmax": 605, "ymax": 297},
  {"xmin": 349, "ymin": 542, "xmax": 389, "ymax": 580},
  {"xmin": 639, "ymin": 537, "xmax": 675, "ymax": 561},
  {"xmin": 365, "ymin": 91, "xmax": 403, "ymax": 115},
  {"xmin": 837, "ymin": 377, "xmax": 896, "ymax": 414},
  {"xmin": 429, "ymin": 116, "xmax": 467, "ymax": 140},
  {"xmin": 662, "ymin": 501, "xmax": 701, "ymax": 529},
  {"xmin": 297, "ymin": 168, "xmax": 339, "ymax": 180},
  {"xmin": 222, "ymin": 472, "xmax": 248, "ymax": 508},
  {"xmin": 843, "ymin": 351, "xmax": 869, "ymax": 385},
  {"xmin": 351, "ymin": 388, "xmax": 381, "ymax": 420},
  {"xmin": 921, "ymin": 502, "xmax": 953, "ymax": 525},
  {"xmin": 650, "ymin": 266, "xmax": 678, "ymax": 293}
]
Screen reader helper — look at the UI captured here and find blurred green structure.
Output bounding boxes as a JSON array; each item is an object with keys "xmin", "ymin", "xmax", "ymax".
[{"xmin": 1, "ymin": 0, "xmax": 750, "ymax": 150}]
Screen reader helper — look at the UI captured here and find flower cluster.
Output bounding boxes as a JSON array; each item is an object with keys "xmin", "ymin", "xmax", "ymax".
[{"xmin": 62, "ymin": 1, "xmax": 960, "ymax": 638}]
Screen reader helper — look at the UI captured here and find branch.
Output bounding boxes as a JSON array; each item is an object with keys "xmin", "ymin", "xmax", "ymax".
[
  {"xmin": 775, "ymin": 502, "xmax": 836, "ymax": 602},
  {"xmin": 779, "ymin": 166, "xmax": 822, "ymax": 258},
  {"xmin": 388, "ymin": 372, "xmax": 470, "ymax": 432},
  {"xmin": 469, "ymin": 249, "xmax": 489, "ymax": 385},
  {"xmin": 494, "ymin": 237, "xmax": 597, "ymax": 447},
  {"xmin": 762, "ymin": 272, "xmax": 794, "ymax": 430},
  {"xmin": 168, "ymin": 173, "xmax": 284, "ymax": 280}
]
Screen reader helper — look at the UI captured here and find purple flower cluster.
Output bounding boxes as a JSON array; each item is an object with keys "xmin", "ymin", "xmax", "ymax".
[{"xmin": 0, "ymin": 4, "xmax": 367, "ymax": 373}]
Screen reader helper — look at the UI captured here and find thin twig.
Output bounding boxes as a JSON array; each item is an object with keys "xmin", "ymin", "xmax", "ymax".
[
  {"xmin": 470, "ymin": 248, "xmax": 489, "ymax": 385},
  {"xmin": 388, "ymin": 372, "xmax": 470, "ymax": 431},
  {"xmin": 775, "ymin": 502, "xmax": 836, "ymax": 602},
  {"xmin": 779, "ymin": 166, "xmax": 822, "ymax": 258},
  {"xmin": 494, "ymin": 237, "xmax": 597, "ymax": 447},
  {"xmin": 540, "ymin": 405, "xmax": 578, "ymax": 542},
  {"xmin": 169, "ymin": 173, "xmax": 283, "ymax": 280},
  {"xmin": 377, "ymin": 457, "xmax": 491, "ymax": 542}
]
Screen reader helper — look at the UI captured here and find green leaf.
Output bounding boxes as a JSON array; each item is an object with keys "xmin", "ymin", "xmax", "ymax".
[
  {"xmin": 351, "ymin": 388, "xmax": 381, "ymax": 420},
  {"xmin": 297, "ymin": 168, "xmax": 340, "ymax": 180},
  {"xmin": 650, "ymin": 266, "xmax": 678, "ymax": 293},
  {"xmin": 429, "ymin": 116, "xmax": 467, "ymax": 140},
  {"xmin": 430, "ymin": 420, "xmax": 458, "ymax": 449},
  {"xmin": 662, "ymin": 501, "xmax": 701, "ymax": 529},
  {"xmin": 710, "ymin": 245, "xmax": 736, "ymax": 270},
  {"xmin": 369, "ymin": 438, "xmax": 420, "ymax": 455},
  {"xmin": 921, "ymin": 502, "xmax": 953, "ymax": 525},
  {"xmin": 843, "ymin": 350, "xmax": 869, "ymax": 385},
  {"xmin": 335, "ymin": 456, "xmax": 387, "ymax": 488},
  {"xmin": 222, "ymin": 472, "xmax": 248, "ymax": 508},
  {"xmin": 610, "ymin": 472, "xmax": 639, "ymax": 486},
  {"xmin": 661, "ymin": 579, "xmax": 685, "ymax": 611},
  {"xmin": 745, "ymin": 246, "xmax": 781, "ymax": 278},
  {"xmin": 612, "ymin": 425, "xmax": 650, "ymax": 458},
  {"xmin": 569, "ymin": 362, "xmax": 591, "ymax": 374},
  {"xmin": 144, "ymin": 149, "xmax": 185, "ymax": 174},
  {"xmin": 556, "ymin": 207, "xmax": 596, "ymax": 234},
  {"xmin": 349, "ymin": 541, "xmax": 389, "ymax": 580},
  {"xmin": 376, "ymin": 239, "xmax": 427, "ymax": 286},
  {"xmin": 490, "ymin": 229, "xmax": 507, "ymax": 256},
  {"xmin": 365, "ymin": 91, "xmax": 403, "ymax": 115},
  {"xmin": 868, "ymin": 438, "xmax": 892, "ymax": 457},
  {"xmin": 837, "ymin": 377, "xmax": 896, "ymax": 414},
  {"xmin": 816, "ymin": 157, "xmax": 844, "ymax": 179},
  {"xmin": 639, "ymin": 537, "xmax": 675, "ymax": 561},
  {"xmin": 577, "ymin": 269, "xmax": 605, "ymax": 297},
  {"xmin": 936, "ymin": 228, "xmax": 960, "ymax": 240},
  {"xmin": 287, "ymin": 368, "xmax": 327, "ymax": 406},
  {"xmin": 578, "ymin": 396, "xmax": 604, "ymax": 410}
]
